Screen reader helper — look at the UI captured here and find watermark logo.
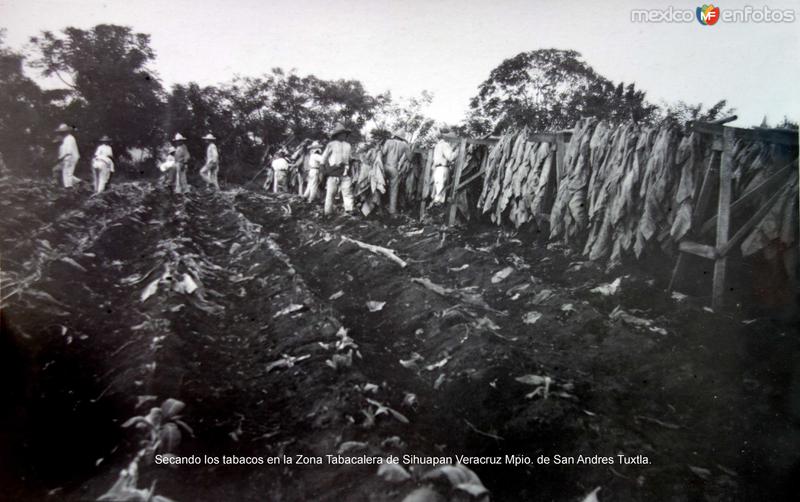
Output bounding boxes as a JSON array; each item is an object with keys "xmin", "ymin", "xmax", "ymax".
[
  {"xmin": 631, "ymin": 5, "xmax": 796, "ymax": 24},
  {"xmin": 696, "ymin": 4, "xmax": 721, "ymax": 25}
]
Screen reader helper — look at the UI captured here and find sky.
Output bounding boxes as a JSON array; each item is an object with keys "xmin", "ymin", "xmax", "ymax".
[{"xmin": 1, "ymin": 0, "xmax": 798, "ymax": 128}]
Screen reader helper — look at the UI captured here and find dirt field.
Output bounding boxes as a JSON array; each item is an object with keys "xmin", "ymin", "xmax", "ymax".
[{"xmin": 1, "ymin": 174, "xmax": 798, "ymax": 501}]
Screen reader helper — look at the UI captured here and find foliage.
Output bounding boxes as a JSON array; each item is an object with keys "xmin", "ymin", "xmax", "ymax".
[
  {"xmin": 0, "ymin": 30, "xmax": 65, "ymax": 170},
  {"xmin": 29, "ymin": 24, "xmax": 165, "ymax": 155},
  {"xmin": 659, "ymin": 99, "xmax": 736, "ymax": 128},
  {"xmin": 369, "ymin": 91, "xmax": 438, "ymax": 148},
  {"xmin": 466, "ymin": 49, "xmax": 658, "ymax": 134}
]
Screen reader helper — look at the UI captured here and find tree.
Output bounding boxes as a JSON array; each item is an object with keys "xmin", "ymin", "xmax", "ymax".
[
  {"xmin": 659, "ymin": 99, "xmax": 736, "ymax": 128},
  {"xmin": 0, "ymin": 30, "xmax": 65, "ymax": 171},
  {"xmin": 29, "ymin": 24, "xmax": 165, "ymax": 157},
  {"xmin": 466, "ymin": 49, "xmax": 658, "ymax": 134},
  {"xmin": 369, "ymin": 91, "xmax": 438, "ymax": 148}
]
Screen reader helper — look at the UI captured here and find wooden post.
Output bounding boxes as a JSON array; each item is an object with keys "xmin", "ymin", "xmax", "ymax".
[
  {"xmin": 555, "ymin": 133, "xmax": 567, "ymax": 182},
  {"xmin": 447, "ymin": 138, "xmax": 467, "ymax": 226},
  {"xmin": 711, "ymin": 128, "xmax": 734, "ymax": 310},
  {"xmin": 667, "ymin": 150, "xmax": 719, "ymax": 293},
  {"xmin": 418, "ymin": 150, "xmax": 432, "ymax": 220}
]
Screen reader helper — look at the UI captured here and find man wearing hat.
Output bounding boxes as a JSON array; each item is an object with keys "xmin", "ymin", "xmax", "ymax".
[
  {"xmin": 271, "ymin": 147, "xmax": 291, "ymax": 193},
  {"xmin": 303, "ymin": 140, "xmax": 325, "ymax": 203},
  {"xmin": 199, "ymin": 133, "xmax": 220, "ymax": 189},
  {"xmin": 320, "ymin": 123, "xmax": 355, "ymax": 215},
  {"xmin": 54, "ymin": 123, "xmax": 81, "ymax": 188},
  {"xmin": 172, "ymin": 133, "xmax": 191, "ymax": 194},
  {"xmin": 380, "ymin": 129, "xmax": 411, "ymax": 214},
  {"xmin": 91, "ymin": 135, "xmax": 114, "ymax": 194},
  {"xmin": 431, "ymin": 126, "xmax": 457, "ymax": 205}
]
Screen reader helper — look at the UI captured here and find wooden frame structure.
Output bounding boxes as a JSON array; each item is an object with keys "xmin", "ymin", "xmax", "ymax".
[
  {"xmin": 668, "ymin": 117, "xmax": 798, "ymax": 310},
  {"xmin": 417, "ymin": 131, "xmax": 572, "ymax": 224}
]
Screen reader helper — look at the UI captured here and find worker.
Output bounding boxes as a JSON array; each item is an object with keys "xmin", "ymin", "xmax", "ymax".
[
  {"xmin": 290, "ymin": 140, "xmax": 310, "ymax": 195},
  {"xmin": 199, "ymin": 133, "xmax": 220, "ymax": 189},
  {"xmin": 431, "ymin": 126, "xmax": 457, "ymax": 205},
  {"xmin": 271, "ymin": 148, "xmax": 291, "ymax": 192},
  {"xmin": 54, "ymin": 123, "xmax": 81, "ymax": 188},
  {"xmin": 304, "ymin": 141, "xmax": 324, "ymax": 203},
  {"xmin": 172, "ymin": 133, "xmax": 190, "ymax": 194},
  {"xmin": 380, "ymin": 129, "xmax": 411, "ymax": 214},
  {"xmin": 321, "ymin": 123, "xmax": 355, "ymax": 216},
  {"xmin": 91, "ymin": 135, "xmax": 114, "ymax": 194}
]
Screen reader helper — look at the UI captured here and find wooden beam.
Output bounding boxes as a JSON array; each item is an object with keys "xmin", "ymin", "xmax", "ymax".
[
  {"xmin": 678, "ymin": 241, "xmax": 717, "ymax": 260},
  {"xmin": 418, "ymin": 150, "xmax": 432, "ymax": 220},
  {"xmin": 708, "ymin": 115, "xmax": 738, "ymax": 125},
  {"xmin": 711, "ymin": 128, "xmax": 734, "ymax": 310},
  {"xmin": 555, "ymin": 133, "xmax": 567, "ymax": 182},
  {"xmin": 690, "ymin": 121, "xmax": 798, "ymax": 147},
  {"xmin": 447, "ymin": 138, "xmax": 467, "ymax": 226},
  {"xmin": 699, "ymin": 160, "xmax": 796, "ymax": 235},
  {"xmin": 457, "ymin": 168, "xmax": 485, "ymax": 191},
  {"xmin": 442, "ymin": 134, "xmax": 498, "ymax": 146},
  {"xmin": 717, "ymin": 183, "xmax": 787, "ymax": 258}
]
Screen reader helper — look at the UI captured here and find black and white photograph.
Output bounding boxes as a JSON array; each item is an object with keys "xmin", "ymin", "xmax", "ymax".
[{"xmin": 0, "ymin": 1, "xmax": 798, "ymax": 500}]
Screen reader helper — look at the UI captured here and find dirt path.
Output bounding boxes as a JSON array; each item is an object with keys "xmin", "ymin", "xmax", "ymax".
[{"xmin": 2, "ymin": 177, "xmax": 798, "ymax": 501}]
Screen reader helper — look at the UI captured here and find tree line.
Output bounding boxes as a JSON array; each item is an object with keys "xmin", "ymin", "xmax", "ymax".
[{"xmin": 5, "ymin": 23, "xmax": 790, "ymax": 182}]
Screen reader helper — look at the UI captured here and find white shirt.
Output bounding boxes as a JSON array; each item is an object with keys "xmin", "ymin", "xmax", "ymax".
[
  {"xmin": 94, "ymin": 144, "xmax": 113, "ymax": 159},
  {"xmin": 433, "ymin": 139, "xmax": 456, "ymax": 166},
  {"xmin": 321, "ymin": 140, "xmax": 352, "ymax": 167},
  {"xmin": 93, "ymin": 144, "xmax": 114, "ymax": 171},
  {"xmin": 59, "ymin": 134, "xmax": 80, "ymax": 163},
  {"xmin": 206, "ymin": 143, "xmax": 219, "ymax": 164},
  {"xmin": 272, "ymin": 158, "xmax": 290, "ymax": 171},
  {"xmin": 308, "ymin": 152, "xmax": 324, "ymax": 169}
]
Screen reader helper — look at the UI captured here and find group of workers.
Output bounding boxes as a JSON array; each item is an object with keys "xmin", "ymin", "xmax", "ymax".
[{"xmin": 52, "ymin": 121, "xmax": 457, "ymax": 216}]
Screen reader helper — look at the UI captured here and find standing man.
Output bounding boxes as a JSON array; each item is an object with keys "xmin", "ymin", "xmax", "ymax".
[
  {"xmin": 431, "ymin": 126, "xmax": 457, "ymax": 205},
  {"xmin": 380, "ymin": 129, "xmax": 411, "ymax": 214},
  {"xmin": 321, "ymin": 123, "xmax": 355, "ymax": 216},
  {"xmin": 91, "ymin": 135, "xmax": 114, "ymax": 194},
  {"xmin": 271, "ymin": 148, "xmax": 291, "ymax": 193},
  {"xmin": 54, "ymin": 123, "xmax": 81, "ymax": 188},
  {"xmin": 199, "ymin": 133, "xmax": 220, "ymax": 189},
  {"xmin": 304, "ymin": 141, "xmax": 324, "ymax": 203},
  {"xmin": 172, "ymin": 133, "xmax": 191, "ymax": 194}
]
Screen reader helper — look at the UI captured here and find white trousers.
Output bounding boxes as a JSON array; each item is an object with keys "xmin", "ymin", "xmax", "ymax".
[
  {"xmin": 62, "ymin": 159, "xmax": 81, "ymax": 188},
  {"xmin": 304, "ymin": 168, "xmax": 321, "ymax": 202},
  {"xmin": 324, "ymin": 176, "xmax": 354, "ymax": 215},
  {"xmin": 432, "ymin": 165, "xmax": 450, "ymax": 204}
]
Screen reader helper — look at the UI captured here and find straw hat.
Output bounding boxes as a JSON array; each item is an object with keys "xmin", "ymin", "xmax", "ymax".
[
  {"xmin": 54, "ymin": 123, "xmax": 72, "ymax": 133},
  {"xmin": 201, "ymin": 133, "xmax": 216, "ymax": 141},
  {"xmin": 392, "ymin": 129, "xmax": 409, "ymax": 142},
  {"xmin": 99, "ymin": 135, "xmax": 112, "ymax": 142},
  {"xmin": 329, "ymin": 123, "xmax": 351, "ymax": 138},
  {"xmin": 309, "ymin": 140, "xmax": 323, "ymax": 151},
  {"xmin": 173, "ymin": 133, "xmax": 187, "ymax": 142}
]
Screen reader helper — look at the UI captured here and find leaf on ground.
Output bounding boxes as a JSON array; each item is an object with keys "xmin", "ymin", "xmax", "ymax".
[
  {"xmin": 688, "ymin": 465, "xmax": 712, "ymax": 480},
  {"xmin": 425, "ymin": 356, "xmax": 450, "ymax": 371},
  {"xmin": 590, "ymin": 277, "xmax": 621, "ymax": 296},
  {"xmin": 329, "ymin": 290, "xmax": 344, "ymax": 300},
  {"xmin": 522, "ymin": 311, "xmax": 542, "ymax": 324},
  {"xmin": 581, "ymin": 486, "xmax": 602, "ymax": 502},
  {"xmin": 274, "ymin": 303, "xmax": 304, "ymax": 318},
  {"xmin": 337, "ymin": 440, "xmax": 368, "ymax": 454},
  {"xmin": 491, "ymin": 266, "xmax": 515, "ymax": 284},
  {"xmin": 366, "ymin": 300, "xmax": 386, "ymax": 312},
  {"xmin": 530, "ymin": 289, "xmax": 556, "ymax": 305},
  {"xmin": 401, "ymin": 487, "xmax": 445, "ymax": 502},
  {"xmin": 140, "ymin": 277, "xmax": 160, "ymax": 302},
  {"xmin": 377, "ymin": 462, "xmax": 412, "ymax": 483}
]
